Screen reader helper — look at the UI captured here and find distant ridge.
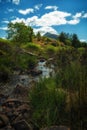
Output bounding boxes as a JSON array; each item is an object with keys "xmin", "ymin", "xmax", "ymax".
[{"xmin": 44, "ymin": 32, "xmax": 58, "ymax": 39}]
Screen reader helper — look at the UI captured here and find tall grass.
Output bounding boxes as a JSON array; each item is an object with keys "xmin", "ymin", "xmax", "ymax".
[{"xmin": 29, "ymin": 62, "xmax": 87, "ymax": 130}]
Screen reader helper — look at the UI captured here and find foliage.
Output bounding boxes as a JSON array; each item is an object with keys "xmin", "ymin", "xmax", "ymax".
[
  {"xmin": 29, "ymin": 62, "xmax": 87, "ymax": 130},
  {"xmin": 36, "ymin": 32, "xmax": 41, "ymax": 41},
  {"xmin": 55, "ymin": 47, "xmax": 79, "ymax": 68},
  {"xmin": 71, "ymin": 34, "xmax": 80, "ymax": 48},
  {"xmin": 29, "ymin": 78, "xmax": 67, "ymax": 128},
  {"xmin": 7, "ymin": 22, "xmax": 33, "ymax": 43},
  {"xmin": 45, "ymin": 45, "xmax": 56, "ymax": 56},
  {"xmin": 22, "ymin": 42, "xmax": 40, "ymax": 53}
]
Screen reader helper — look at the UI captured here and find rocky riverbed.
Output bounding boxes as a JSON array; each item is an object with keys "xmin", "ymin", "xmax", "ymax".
[
  {"xmin": 0, "ymin": 59, "xmax": 55, "ymax": 130},
  {"xmin": 0, "ymin": 60, "xmax": 70, "ymax": 130}
]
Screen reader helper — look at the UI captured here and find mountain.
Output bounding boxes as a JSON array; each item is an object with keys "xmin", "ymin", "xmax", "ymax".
[{"xmin": 44, "ymin": 32, "xmax": 58, "ymax": 39}]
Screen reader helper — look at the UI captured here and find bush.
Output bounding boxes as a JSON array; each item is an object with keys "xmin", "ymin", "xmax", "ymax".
[
  {"xmin": 22, "ymin": 43, "xmax": 40, "ymax": 52},
  {"xmin": 14, "ymin": 53, "xmax": 37, "ymax": 70},
  {"xmin": 29, "ymin": 78, "xmax": 67, "ymax": 128},
  {"xmin": 45, "ymin": 45, "xmax": 56, "ymax": 56}
]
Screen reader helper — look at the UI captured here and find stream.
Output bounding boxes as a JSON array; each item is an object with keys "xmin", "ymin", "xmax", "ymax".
[
  {"xmin": 10, "ymin": 60, "xmax": 55, "ymax": 87},
  {"xmin": 0, "ymin": 60, "xmax": 55, "ymax": 97}
]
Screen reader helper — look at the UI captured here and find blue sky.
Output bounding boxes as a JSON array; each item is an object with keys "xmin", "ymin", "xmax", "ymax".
[{"xmin": 0, "ymin": 0, "xmax": 87, "ymax": 41}]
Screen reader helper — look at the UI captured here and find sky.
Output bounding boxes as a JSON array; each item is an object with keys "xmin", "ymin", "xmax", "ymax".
[{"xmin": 0, "ymin": 0, "xmax": 87, "ymax": 41}]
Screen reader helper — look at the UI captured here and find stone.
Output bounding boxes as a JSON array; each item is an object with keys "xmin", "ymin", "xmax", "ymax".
[
  {"xmin": 31, "ymin": 70, "xmax": 42, "ymax": 76},
  {"xmin": 0, "ymin": 72, "xmax": 9, "ymax": 82},
  {"xmin": 0, "ymin": 114, "xmax": 9, "ymax": 128},
  {"xmin": 12, "ymin": 120, "xmax": 32, "ymax": 130}
]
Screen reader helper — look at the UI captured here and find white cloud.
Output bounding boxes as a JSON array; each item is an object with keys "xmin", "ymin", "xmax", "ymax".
[
  {"xmin": 0, "ymin": 27, "xmax": 8, "ymax": 30},
  {"xmin": 34, "ymin": 26, "xmax": 58, "ymax": 35},
  {"xmin": 11, "ymin": 10, "xmax": 82, "ymax": 27},
  {"xmin": 11, "ymin": 17, "xmax": 25, "ymax": 24},
  {"xmin": 73, "ymin": 12, "xmax": 82, "ymax": 19},
  {"xmin": 36, "ymin": 11, "xmax": 71, "ymax": 26},
  {"xmin": 26, "ymin": 16, "xmax": 38, "ymax": 26},
  {"xmin": 11, "ymin": 16, "xmax": 38, "ymax": 26},
  {"xmin": 13, "ymin": 0, "xmax": 20, "ymax": 5},
  {"xmin": 83, "ymin": 13, "xmax": 87, "ymax": 18},
  {"xmin": 11, "ymin": 11, "xmax": 71, "ymax": 27},
  {"xmin": 67, "ymin": 19, "xmax": 80, "ymax": 25},
  {"xmin": 18, "ymin": 8, "xmax": 34, "ymax": 15},
  {"xmin": 80, "ymin": 39, "xmax": 86, "ymax": 42},
  {"xmin": 34, "ymin": 4, "xmax": 43, "ymax": 10},
  {"xmin": 45, "ymin": 6, "xmax": 58, "ymax": 11},
  {"xmin": 11, "ymin": 10, "xmax": 82, "ymax": 35}
]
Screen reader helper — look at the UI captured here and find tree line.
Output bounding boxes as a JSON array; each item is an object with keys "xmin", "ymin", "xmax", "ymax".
[{"xmin": 7, "ymin": 22, "xmax": 87, "ymax": 48}]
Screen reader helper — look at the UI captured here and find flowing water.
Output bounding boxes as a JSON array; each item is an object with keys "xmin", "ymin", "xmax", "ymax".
[
  {"xmin": 0, "ymin": 60, "xmax": 55, "ymax": 95},
  {"xmin": 10, "ymin": 60, "xmax": 55, "ymax": 87}
]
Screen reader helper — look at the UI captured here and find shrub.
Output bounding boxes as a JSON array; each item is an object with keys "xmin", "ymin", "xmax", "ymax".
[
  {"xmin": 45, "ymin": 45, "xmax": 56, "ymax": 56},
  {"xmin": 22, "ymin": 43, "xmax": 40, "ymax": 52},
  {"xmin": 29, "ymin": 78, "xmax": 67, "ymax": 128}
]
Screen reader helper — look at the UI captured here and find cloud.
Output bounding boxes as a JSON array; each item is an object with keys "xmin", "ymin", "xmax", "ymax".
[
  {"xmin": 11, "ymin": 17, "xmax": 25, "ymax": 24},
  {"xmin": 18, "ymin": 8, "xmax": 34, "ymax": 15},
  {"xmin": 34, "ymin": 26, "xmax": 58, "ymax": 35},
  {"xmin": 68, "ymin": 12, "xmax": 84, "ymax": 25},
  {"xmin": 11, "ymin": 10, "xmax": 81, "ymax": 27},
  {"xmin": 80, "ymin": 39, "xmax": 87, "ymax": 42},
  {"xmin": 11, "ymin": 16, "xmax": 38, "ymax": 26},
  {"xmin": 45, "ymin": 6, "xmax": 58, "ymax": 11},
  {"xmin": 67, "ymin": 19, "xmax": 80, "ymax": 25},
  {"xmin": 11, "ymin": 10, "xmax": 82, "ymax": 27},
  {"xmin": 34, "ymin": 4, "xmax": 43, "ymax": 10},
  {"xmin": 13, "ymin": 0, "xmax": 20, "ymax": 5},
  {"xmin": 36, "ymin": 11, "xmax": 71, "ymax": 26},
  {"xmin": 0, "ymin": 27, "xmax": 7, "ymax": 30},
  {"xmin": 83, "ymin": 13, "xmax": 87, "ymax": 18},
  {"xmin": 73, "ymin": 12, "xmax": 82, "ymax": 19},
  {"xmin": 11, "ymin": 10, "xmax": 82, "ymax": 35},
  {"xmin": 11, "ymin": 10, "xmax": 71, "ymax": 27}
]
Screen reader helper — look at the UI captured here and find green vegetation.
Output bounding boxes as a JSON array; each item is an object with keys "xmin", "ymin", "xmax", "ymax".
[
  {"xmin": 7, "ymin": 22, "xmax": 33, "ymax": 43},
  {"xmin": 29, "ymin": 61, "xmax": 87, "ymax": 130},
  {"xmin": 22, "ymin": 42, "xmax": 40, "ymax": 53},
  {"xmin": 0, "ymin": 22, "xmax": 87, "ymax": 129}
]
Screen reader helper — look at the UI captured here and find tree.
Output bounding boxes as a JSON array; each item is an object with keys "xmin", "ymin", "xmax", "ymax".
[
  {"xmin": 7, "ymin": 22, "xmax": 33, "ymax": 43},
  {"xmin": 58, "ymin": 32, "xmax": 72, "ymax": 46},
  {"xmin": 71, "ymin": 34, "xmax": 80, "ymax": 48},
  {"xmin": 37, "ymin": 31, "xmax": 41, "ymax": 41},
  {"xmin": 58, "ymin": 32, "xmax": 66, "ymax": 43}
]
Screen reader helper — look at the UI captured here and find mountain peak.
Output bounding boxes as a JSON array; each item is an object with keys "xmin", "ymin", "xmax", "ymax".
[{"xmin": 44, "ymin": 32, "xmax": 58, "ymax": 39}]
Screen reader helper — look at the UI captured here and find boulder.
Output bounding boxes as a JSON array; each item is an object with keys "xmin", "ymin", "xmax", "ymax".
[
  {"xmin": 31, "ymin": 70, "xmax": 42, "ymax": 76},
  {"xmin": 0, "ymin": 72, "xmax": 9, "ymax": 82},
  {"xmin": 12, "ymin": 120, "xmax": 32, "ymax": 130},
  {"xmin": 12, "ymin": 84, "xmax": 29, "ymax": 98},
  {"xmin": 0, "ymin": 114, "xmax": 9, "ymax": 128}
]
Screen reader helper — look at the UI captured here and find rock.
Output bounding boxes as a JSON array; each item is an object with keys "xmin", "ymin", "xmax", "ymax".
[
  {"xmin": 12, "ymin": 120, "xmax": 32, "ymax": 130},
  {"xmin": 31, "ymin": 70, "xmax": 42, "ymax": 76},
  {"xmin": 17, "ymin": 104, "xmax": 30, "ymax": 113},
  {"xmin": 41, "ymin": 126, "xmax": 70, "ymax": 130},
  {"xmin": 0, "ymin": 93, "xmax": 9, "ymax": 105},
  {"xmin": 0, "ymin": 114, "xmax": 9, "ymax": 128},
  {"xmin": 39, "ymin": 59, "xmax": 45, "ymax": 62},
  {"xmin": 0, "ymin": 72, "xmax": 9, "ymax": 82},
  {"xmin": 12, "ymin": 84, "xmax": 29, "ymax": 99},
  {"xmin": 2, "ymin": 99, "xmax": 22, "ymax": 107}
]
